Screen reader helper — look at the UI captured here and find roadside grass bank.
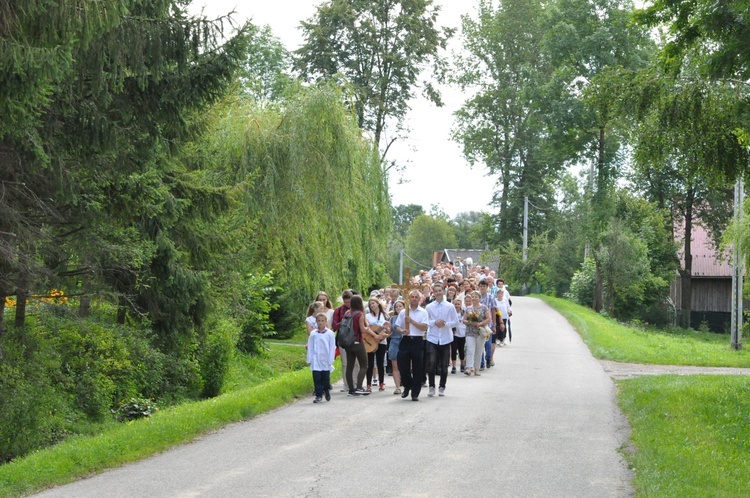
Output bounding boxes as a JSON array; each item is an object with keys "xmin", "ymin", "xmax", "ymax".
[
  {"xmin": 539, "ymin": 295, "xmax": 750, "ymax": 496},
  {"xmin": 0, "ymin": 341, "xmax": 328, "ymax": 498},
  {"xmin": 618, "ymin": 375, "xmax": 750, "ymax": 497},
  {"xmin": 538, "ymin": 295, "xmax": 750, "ymax": 367}
]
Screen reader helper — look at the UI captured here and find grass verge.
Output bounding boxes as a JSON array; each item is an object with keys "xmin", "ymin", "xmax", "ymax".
[
  {"xmin": 539, "ymin": 295, "xmax": 750, "ymax": 496},
  {"xmin": 0, "ymin": 347, "xmax": 341, "ymax": 498},
  {"xmin": 538, "ymin": 295, "xmax": 750, "ymax": 367},
  {"xmin": 618, "ymin": 375, "xmax": 750, "ymax": 497}
]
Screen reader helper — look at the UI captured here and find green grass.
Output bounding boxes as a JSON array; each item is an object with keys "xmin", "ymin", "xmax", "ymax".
[
  {"xmin": 279, "ymin": 327, "xmax": 309, "ymax": 345},
  {"xmin": 0, "ymin": 343, "xmax": 340, "ymax": 498},
  {"xmin": 223, "ymin": 343, "xmax": 308, "ymax": 392},
  {"xmin": 618, "ymin": 375, "xmax": 750, "ymax": 497},
  {"xmin": 539, "ymin": 295, "xmax": 750, "ymax": 496},
  {"xmin": 539, "ymin": 295, "xmax": 750, "ymax": 367}
]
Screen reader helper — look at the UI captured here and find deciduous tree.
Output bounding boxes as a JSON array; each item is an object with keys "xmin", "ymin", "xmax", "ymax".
[
  {"xmin": 294, "ymin": 0, "xmax": 453, "ymax": 162},
  {"xmin": 405, "ymin": 214, "xmax": 458, "ymax": 268}
]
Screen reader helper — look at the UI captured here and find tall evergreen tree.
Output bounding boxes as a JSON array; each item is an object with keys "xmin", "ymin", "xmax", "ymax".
[{"xmin": 0, "ymin": 1, "xmax": 251, "ymax": 345}]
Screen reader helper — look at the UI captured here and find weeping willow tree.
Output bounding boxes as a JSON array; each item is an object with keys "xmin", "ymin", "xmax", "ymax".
[{"xmin": 211, "ymin": 84, "xmax": 391, "ymax": 309}]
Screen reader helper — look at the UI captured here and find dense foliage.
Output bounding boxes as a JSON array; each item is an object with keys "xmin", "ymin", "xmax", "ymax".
[
  {"xmin": 0, "ymin": 2, "xmax": 391, "ymax": 463},
  {"xmin": 4, "ymin": 0, "xmax": 750, "ymax": 468},
  {"xmin": 295, "ymin": 0, "xmax": 454, "ymax": 155}
]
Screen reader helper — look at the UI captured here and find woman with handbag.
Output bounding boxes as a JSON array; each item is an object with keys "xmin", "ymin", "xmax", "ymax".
[{"xmin": 463, "ymin": 291, "xmax": 491, "ymax": 376}]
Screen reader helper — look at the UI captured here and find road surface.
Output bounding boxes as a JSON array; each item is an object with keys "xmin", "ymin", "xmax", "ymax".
[{"xmin": 36, "ymin": 296, "xmax": 633, "ymax": 497}]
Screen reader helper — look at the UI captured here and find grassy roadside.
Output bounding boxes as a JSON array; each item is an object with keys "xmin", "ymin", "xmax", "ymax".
[
  {"xmin": 539, "ymin": 295, "xmax": 750, "ymax": 497},
  {"xmin": 538, "ymin": 295, "xmax": 750, "ymax": 367},
  {"xmin": 618, "ymin": 375, "xmax": 750, "ymax": 497},
  {"xmin": 0, "ymin": 341, "xmax": 337, "ymax": 498}
]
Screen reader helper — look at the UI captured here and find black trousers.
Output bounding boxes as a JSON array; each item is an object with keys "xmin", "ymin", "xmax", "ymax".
[
  {"xmin": 496, "ymin": 314, "xmax": 506, "ymax": 342},
  {"xmin": 312, "ymin": 370, "xmax": 330, "ymax": 398},
  {"xmin": 367, "ymin": 343, "xmax": 387, "ymax": 385},
  {"xmin": 451, "ymin": 336, "xmax": 466, "ymax": 361},
  {"xmin": 426, "ymin": 342, "xmax": 451, "ymax": 389},
  {"xmin": 397, "ymin": 336, "xmax": 425, "ymax": 398},
  {"xmin": 501, "ymin": 318, "xmax": 511, "ymax": 342}
]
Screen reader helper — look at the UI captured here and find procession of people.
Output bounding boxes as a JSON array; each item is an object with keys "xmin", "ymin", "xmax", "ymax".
[{"xmin": 306, "ymin": 260, "xmax": 513, "ymax": 402}]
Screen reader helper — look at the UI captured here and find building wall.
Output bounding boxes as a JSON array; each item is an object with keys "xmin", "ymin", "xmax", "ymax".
[
  {"xmin": 670, "ymin": 276, "xmax": 750, "ymax": 332},
  {"xmin": 670, "ymin": 277, "xmax": 732, "ymax": 313}
]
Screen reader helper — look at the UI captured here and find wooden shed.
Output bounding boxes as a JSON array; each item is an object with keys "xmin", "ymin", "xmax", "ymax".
[{"xmin": 670, "ymin": 224, "xmax": 745, "ymax": 332}]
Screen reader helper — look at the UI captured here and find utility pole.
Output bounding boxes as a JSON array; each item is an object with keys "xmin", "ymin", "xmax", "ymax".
[
  {"xmin": 399, "ymin": 249, "xmax": 404, "ymax": 285},
  {"xmin": 523, "ymin": 196, "xmax": 529, "ymax": 262},
  {"xmin": 521, "ymin": 196, "xmax": 529, "ymax": 295},
  {"xmin": 731, "ymin": 179, "xmax": 744, "ymax": 350}
]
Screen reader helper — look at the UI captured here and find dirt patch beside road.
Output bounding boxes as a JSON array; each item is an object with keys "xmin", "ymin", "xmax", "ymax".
[{"xmin": 600, "ymin": 360, "xmax": 750, "ymax": 379}]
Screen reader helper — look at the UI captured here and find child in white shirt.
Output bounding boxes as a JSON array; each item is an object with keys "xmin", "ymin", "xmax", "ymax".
[{"xmin": 306, "ymin": 313, "xmax": 336, "ymax": 403}]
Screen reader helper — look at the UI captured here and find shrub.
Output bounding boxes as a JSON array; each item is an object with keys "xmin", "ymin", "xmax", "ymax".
[
  {"xmin": 566, "ymin": 258, "xmax": 596, "ymax": 306},
  {"xmin": 112, "ymin": 397, "xmax": 158, "ymax": 422},
  {"xmin": 235, "ymin": 272, "xmax": 277, "ymax": 353},
  {"xmin": 0, "ymin": 334, "xmax": 71, "ymax": 462},
  {"xmin": 199, "ymin": 319, "xmax": 238, "ymax": 398},
  {"xmin": 47, "ymin": 318, "xmax": 134, "ymax": 421},
  {"xmin": 267, "ymin": 285, "xmax": 298, "ymax": 341},
  {"xmin": 639, "ymin": 299, "xmax": 676, "ymax": 328},
  {"xmin": 160, "ymin": 343, "xmax": 203, "ymax": 404},
  {"xmin": 117, "ymin": 327, "xmax": 167, "ymax": 400}
]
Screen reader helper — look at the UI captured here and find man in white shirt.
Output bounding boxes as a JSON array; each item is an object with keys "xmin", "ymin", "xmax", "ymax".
[
  {"xmin": 396, "ymin": 289, "xmax": 429, "ymax": 401},
  {"xmin": 425, "ymin": 282, "xmax": 459, "ymax": 396}
]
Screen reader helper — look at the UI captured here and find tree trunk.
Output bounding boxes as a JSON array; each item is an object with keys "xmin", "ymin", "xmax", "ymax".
[
  {"xmin": 78, "ymin": 279, "xmax": 91, "ymax": 318},
  {"xmin": 14, "ymin": 292, "xmax": 27, "ymax": 328},
  {"xmin": 679, "ymin": 192, "xmax": 695, "ymax": 328},
  {"xmin": 499, "ymin": 130, "xmax": 512, "ymax": 236},
  {"xmin": 0, "ymin": 292, "xmax": 5, "ymax": 339},
  {"xmin": 117, "ymin": 295, "xmax": 127, "ymax": 325},
  {"xmin": 14, "ymin": 276, "xmax": 27, "ymax": 328},
  {"xmin": 590, "ymin": 125, "xmax": 607, "ymax": 314},
  {"xmin": 78, "ymin": 295, "xmax": 91, "ymax": 318},
  {"xmin": 593, "ymin": 253, "xmax": 604, "ymax": 312}
]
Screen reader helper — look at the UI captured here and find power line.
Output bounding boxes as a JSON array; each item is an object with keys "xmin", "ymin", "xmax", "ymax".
[{"xmin": 401, "ymin": 250, "xmax": 432, "ymax": 270}]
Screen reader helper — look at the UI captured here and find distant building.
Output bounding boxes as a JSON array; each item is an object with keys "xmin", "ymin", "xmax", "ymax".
[
  {"xmin": 433, "ymin": 249, "xmax": 499, "ymax": 273},
  {"xmin": 670, "ymin": 224, "xmax": 746, "ymax": 332}
]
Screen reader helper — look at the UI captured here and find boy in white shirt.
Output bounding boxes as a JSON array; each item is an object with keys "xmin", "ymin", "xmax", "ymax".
[{"xmin": 306, "ymin": 313, "xmax": 336, "ymax": 403}]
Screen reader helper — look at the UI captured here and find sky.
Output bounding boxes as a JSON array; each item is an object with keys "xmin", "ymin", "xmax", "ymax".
[{"xmin": 190, "ymin": 1, "xmax": 497, "ymax": 219}]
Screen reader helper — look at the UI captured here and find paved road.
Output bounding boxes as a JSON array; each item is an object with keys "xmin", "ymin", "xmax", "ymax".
[{"xmin": 36, "ymin": 297, "xmax": 633, "ymax": 497}]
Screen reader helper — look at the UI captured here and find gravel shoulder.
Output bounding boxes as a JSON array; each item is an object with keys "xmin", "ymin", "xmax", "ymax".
[{"xmin": 600, "ymin": 360, "xmax": 750, "ymax": 379}]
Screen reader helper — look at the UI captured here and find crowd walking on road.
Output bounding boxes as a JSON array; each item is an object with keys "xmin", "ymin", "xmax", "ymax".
[{"xmin": 306, "ymin": 260, "xmax": 513, "ymax": 402}]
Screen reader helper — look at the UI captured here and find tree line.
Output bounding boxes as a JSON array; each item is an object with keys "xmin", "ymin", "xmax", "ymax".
[
  {"xmin": 441, "ymin": 0, "xmax": 750, "ymax": 325},
  {"xmin": 1, "ymin": 0, "xmax": 749, "ymax": 462},
  {"xmin": 0, "ymin": 1, "xmax": 399, "ymax": 461}
]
